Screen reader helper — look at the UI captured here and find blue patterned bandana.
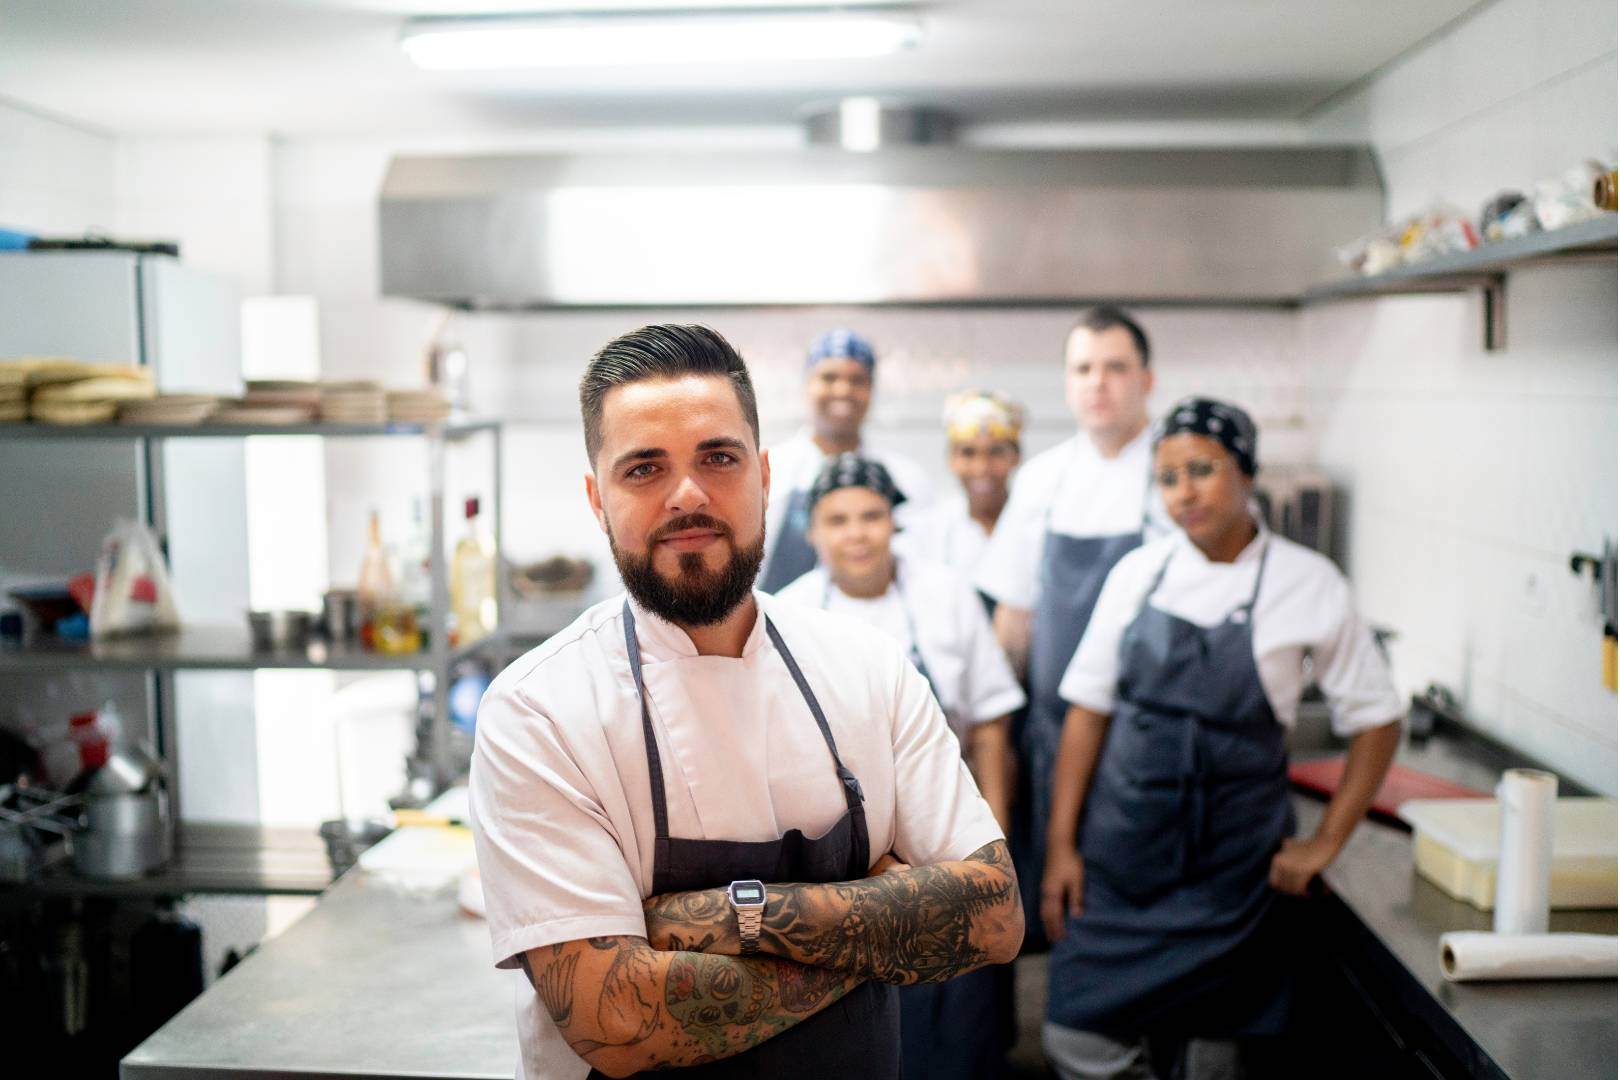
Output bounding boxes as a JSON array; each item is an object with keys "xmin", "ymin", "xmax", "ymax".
[{"xmin": 807, "ymin": 328, "xmax": 876, "ymax": 371}]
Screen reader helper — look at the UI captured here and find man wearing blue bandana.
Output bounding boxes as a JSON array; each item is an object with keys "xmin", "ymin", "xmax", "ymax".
[{"xmin": 759, "ymin": 328, "xmax": 932, "ymax": 593}]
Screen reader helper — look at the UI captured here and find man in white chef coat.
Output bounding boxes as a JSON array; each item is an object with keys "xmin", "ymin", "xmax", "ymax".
[
  {"xmin": 758, "ymin": 328, "xmax": 932, "ymax": 593},
  {"xmin": 974, "ymin": 305, "xmax": 1171, "ymax": 948},
  {"xmin": 470, "ymin": 324, "xmax": 1022, "ymax": 1080}
]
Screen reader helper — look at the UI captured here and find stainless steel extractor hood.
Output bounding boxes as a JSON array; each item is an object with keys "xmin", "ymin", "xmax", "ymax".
[{"xmin": 378, "ymin": 146, "xmax": 1382, "ymax": 309}]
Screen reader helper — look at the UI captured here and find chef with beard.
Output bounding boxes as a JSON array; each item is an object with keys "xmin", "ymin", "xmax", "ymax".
[{"xmin": 469, "ymin": 324, "xmax": 1023, "ymax": 1080}]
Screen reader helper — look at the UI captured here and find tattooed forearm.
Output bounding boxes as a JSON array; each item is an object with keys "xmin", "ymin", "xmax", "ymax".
[
  {"xmin": 639, "ymin": 841, "xmax": 1023, "ymax": 987},
  {"xmin": 760, "ymin": 841, "xmax": 1020, "ymax": 984},
  {"xmin": 523, "ymin": 935, "xmax": 863, "ymax": 1077}
]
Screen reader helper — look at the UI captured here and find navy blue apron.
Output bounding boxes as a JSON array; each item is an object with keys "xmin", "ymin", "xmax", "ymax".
[
  {"xmin": 591, "ymin": 602, "xmax": 900, "ymax": 1079},
  {"xmin": 1047, "ymin": 541, "xmax": 1295, "ymax": 1039},
  {"xmin": 1016, "ymin": 448, "xmax": 1148, "ymax": 951},
  {"xmin": 761, "ymin": 487, "xmax": 818, "ymax": 593},
  {"xmin": 817, "ymin": 570, "xmax": 1012, "ymax": 1080}
]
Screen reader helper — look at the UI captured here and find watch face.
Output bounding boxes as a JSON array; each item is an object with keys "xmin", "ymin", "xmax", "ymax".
[{"xmin": 731, "ymin": 882, "xmax": 765, "ymax": 905}]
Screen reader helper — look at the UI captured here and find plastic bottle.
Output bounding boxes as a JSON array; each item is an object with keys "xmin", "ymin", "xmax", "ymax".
[
  {"xmin": 451, "ymin": 496, "xmax": 496, "ymax": 646},
  {"xmin": 356, "ymin": 510, "xmax": 394, "ymax": 650}
]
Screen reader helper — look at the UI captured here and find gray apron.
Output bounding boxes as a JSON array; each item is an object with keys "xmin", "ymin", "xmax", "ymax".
[
  {"xmin": 591, "ymin": 602, "xmax": 900, "ymax": 1079},
  {"xmin": 761, "ymin": 487, "xmax": 818, "ymax": 593},
  {"xmin": 816, "ymin": 573, "xmax": 1012, "ymax": 1080},
  {"xmin": 1047, "ymin": 542, "xmax": 1295, "ymax": 1038},
  {"xmin": 1016, "ymin": 453, "xmax": 1148, "ymax": 950}
]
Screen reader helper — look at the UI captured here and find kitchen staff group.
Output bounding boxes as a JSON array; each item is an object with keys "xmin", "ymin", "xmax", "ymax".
[{"xmin": 470, "ymin": 309, "xmax": 1405, "ymax": 1080}]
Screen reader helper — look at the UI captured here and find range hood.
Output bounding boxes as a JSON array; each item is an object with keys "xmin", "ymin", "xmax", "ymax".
[{"xmin": 379, "ymin": 145, "xmax": 1382, "ymax": 309}]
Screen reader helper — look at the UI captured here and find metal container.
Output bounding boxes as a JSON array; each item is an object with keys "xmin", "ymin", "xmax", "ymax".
[
  {"xmin": 321, "ymin": 589, "xmax": 362, "ymax": 642},
  {"xmin": 249, "ymin": 609, "xmax": 314, "ymax": 650},
  {"xmin": 73, "ymin": 789, "xmax": 171, "ymax": 881}
]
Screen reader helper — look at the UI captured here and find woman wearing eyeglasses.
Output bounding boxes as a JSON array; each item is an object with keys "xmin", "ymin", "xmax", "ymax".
[{"xmin": 1038, "ymin": 397, "xmax": 1403, "ymax": 1080}]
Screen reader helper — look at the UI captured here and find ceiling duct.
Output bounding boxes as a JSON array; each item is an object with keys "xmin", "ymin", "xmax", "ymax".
[{"xmin": 379, "ymin": 144, "xmax": 1381, "ymax": 310}]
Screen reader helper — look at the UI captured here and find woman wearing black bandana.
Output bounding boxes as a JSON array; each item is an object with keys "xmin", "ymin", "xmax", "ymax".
[{"xmin": 1037, "ymin": 398, "xmax": 1403, "ymax": 1079}]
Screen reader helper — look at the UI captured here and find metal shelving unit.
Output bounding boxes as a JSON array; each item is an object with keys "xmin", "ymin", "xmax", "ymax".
[
  {"xmin": 1302, "ymin": 216, "xmax": 1618, "ymax": 350},
  {"xmin": 1, "ymin": 416, "xmax": 504, "ymax": 896}
]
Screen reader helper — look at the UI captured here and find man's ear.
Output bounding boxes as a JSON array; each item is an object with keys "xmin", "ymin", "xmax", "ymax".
[
  {"xmin": 584, "ymin": 471, "xmax": 609, "ymax": 535},
  {"xmin": 759, "ymin": 445, "xmax": 771, "ymax": 515}
]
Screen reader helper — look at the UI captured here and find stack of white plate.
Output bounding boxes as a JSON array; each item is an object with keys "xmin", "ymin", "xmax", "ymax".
[
  {"xmin": 320, "ymin": 381, "xmax": 387, "ymax": 423},
  {"xmin": 387, "ymin": 388, "xmax": 452, "ymax": 423},
  {"xmin": 25, "ymin": 361, "xmax": 156, "ymax": 425},
  {"xmin": 119, "ymin": 394, "xmax": 220, "ymax": 426}
]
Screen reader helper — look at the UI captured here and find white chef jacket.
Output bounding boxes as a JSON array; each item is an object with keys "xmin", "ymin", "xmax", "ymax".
[
  {"xmin": 469, "ymin": 590, "xmax": 1003, "ymax": 1080},
  {"xmin": 762, "ymin": 428, "xmax": 933, "ymax": 584},
  {"xmin": 975, "ymin": 427, "xmax": 1171, "ymax": 612},
  {"xmin": 776, "ymin": 555, "xmax": 1026, "ymax": 746},
  {"xmin": 896, "ymin": 493, "xmax": 994, "ymax": 584},
  {"xmin": 1059, "ymin": 523, "xmax": 1404, "ymax": 738}
]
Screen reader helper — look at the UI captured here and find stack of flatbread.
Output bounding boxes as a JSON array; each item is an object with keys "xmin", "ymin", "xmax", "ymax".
[
  {"xmin": 8, "ymin": 359, "xmax": 157, "ymax": 424},
  {"xmin": 387, "ymin": 388, "xmax": 452, "ymax": 424},
  {"xmin": 319, "ymin": 380, "xmax": 387, "ymax": 423},
  {"xmin": 0, "ymin": 364, "xmax": 25, "ymax": 422}
]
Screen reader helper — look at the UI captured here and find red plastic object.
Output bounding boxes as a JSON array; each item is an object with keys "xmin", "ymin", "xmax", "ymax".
[
  {"xmin": 67, "ymin": 572, "xmax": 97, "ymax": 613},
  {"xmin": 130, "ymin": 575, "xmax": 158, "ymax": 603},
  {"xmin": 1289, "ymin": 757, "xmax": 1489, "ymax": 828}
]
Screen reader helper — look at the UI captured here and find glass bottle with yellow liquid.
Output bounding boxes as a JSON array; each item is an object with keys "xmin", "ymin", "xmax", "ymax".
[{"xmin": 451, "ymin": 496, "xmax": 496, "ymax": 646}]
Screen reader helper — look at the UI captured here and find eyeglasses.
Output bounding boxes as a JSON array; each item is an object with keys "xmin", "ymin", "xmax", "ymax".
[{"xmin": 1154, "ymin": 458, "xmax": 1227, "ymax": 488}]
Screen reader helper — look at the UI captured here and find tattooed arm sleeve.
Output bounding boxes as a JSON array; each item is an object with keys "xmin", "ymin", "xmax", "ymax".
[
  {"xmin": 643, "ymin": 840, "xmax": 1023, "ymax": 985},
  {"xmin": 519, "ymin": 935, "xmax": 863, "ymax": 1078}
]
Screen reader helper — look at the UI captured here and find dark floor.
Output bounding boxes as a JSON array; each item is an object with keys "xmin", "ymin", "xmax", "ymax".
[{"xmin": 1009, "ymin": 953, "xmax": 1051, "ymax": 1077}]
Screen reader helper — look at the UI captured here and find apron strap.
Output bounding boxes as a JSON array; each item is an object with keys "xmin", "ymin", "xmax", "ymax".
[
  {"xmin": 764, "ymin": 617, "xmax": 867, "ymax": 813},
  {"xmin": 1243, "ymin": 536, "xmax": 1271, "ymax": 612},
  {"xmin": 623, "ymin": 602, "xmax": 672, "ymax": 840}
]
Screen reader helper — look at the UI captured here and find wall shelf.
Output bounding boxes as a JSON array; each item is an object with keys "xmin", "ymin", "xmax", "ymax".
[
  {"xmin": 0, "ymin": 627, "xmax": 504, "ymax": 674},
  {"xmin": 0, "ymin": 417, "xmax": 497, "ymax": 441},
  {"xmin": 1302, "ymin": 215, "xmax": 1618, "ymax": 350},
  {"xmin": 1, "ymin": 823, "xmax": 334, "ymax": 899}
]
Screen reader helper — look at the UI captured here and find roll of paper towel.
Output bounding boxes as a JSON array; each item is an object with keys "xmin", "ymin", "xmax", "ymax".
[
  {"xmin": 1494, "ymin": 768, "xmax": 1557, "ymax": 934},
  {"xmin": 1440, "ymin": 932, "xmax": 1618, "ymax": 982}
]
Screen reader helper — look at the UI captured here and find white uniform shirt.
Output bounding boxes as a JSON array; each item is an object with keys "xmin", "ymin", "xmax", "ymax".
[
  {"xmin": 762, "ymin": 428, "xmax": 933, "ymax": 584},
  {"xmin": 470, "ymin": 591, "xmax": 1003, "ymax": 1080},
  {"xmin": 1059, "ymin": 525, "xmax": 1404, "ymax": 738},
  {"xmin": 896, "ymin": 493, "xmax": 994, "ymax": 584},
  {"xmin": 974, "ymin": 427, "xmax": 1170, "ymax": 611},
  {"xmin": 776, "ymin": 555, "xmax": 1026, "ymax": 746}
]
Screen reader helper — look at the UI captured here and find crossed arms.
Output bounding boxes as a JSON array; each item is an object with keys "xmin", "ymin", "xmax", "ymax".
[{"xmin": 520, "ymin": 840, "xmax": 1022, "ymax": 1078}]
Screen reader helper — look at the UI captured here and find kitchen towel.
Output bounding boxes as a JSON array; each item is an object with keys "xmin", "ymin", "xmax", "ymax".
[
  {"xmin": 1495, "ymin": 768, "xmax": 1557, "ymax": 933},
  {"xmin": 1439, "ymin": 932, "xmax": 1618, "ymax": 982}
]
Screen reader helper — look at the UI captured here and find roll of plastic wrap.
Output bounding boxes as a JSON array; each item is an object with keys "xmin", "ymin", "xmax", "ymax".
[
  {"xmin": 1494, "ymin": 769, "xmax": 1556, "ymax": 934},
  {"xmin": 1439, "ymin": 932, "xmax": 1618, "ymax": 982}
]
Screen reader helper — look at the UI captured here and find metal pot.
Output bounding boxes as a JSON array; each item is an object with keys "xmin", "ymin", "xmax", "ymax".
[{"xmin": 73, "ymin": 788, "xmax": 171, "ymax": 881}]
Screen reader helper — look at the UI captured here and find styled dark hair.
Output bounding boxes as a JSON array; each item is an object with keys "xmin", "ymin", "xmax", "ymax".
[
  {"xmin": 1071, "ymin": 305, "xmax": 1151, "ymax": 366},
  {"xmin": 579, "ymin": 324, "xmax": 761, "ymax": 466}
]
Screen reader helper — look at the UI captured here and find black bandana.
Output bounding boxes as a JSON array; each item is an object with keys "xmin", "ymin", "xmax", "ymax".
[
  {"xmin": 807, "ymin": 452, "xmax": 907, "ymax": 512},
  {"xmin": 1154, "ymin": 397, "xmax": 1259, "ymax": 476}
]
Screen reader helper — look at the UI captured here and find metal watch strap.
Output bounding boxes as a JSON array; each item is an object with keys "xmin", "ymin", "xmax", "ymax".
[{"xmin": 737, "ymin": 906, "xmax": 763, "ymax": 953}]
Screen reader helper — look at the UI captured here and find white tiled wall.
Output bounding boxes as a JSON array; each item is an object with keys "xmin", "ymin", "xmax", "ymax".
[
  {"xmin": 1306, "ymin": 0, "xmax": 1619, "ymax": 794},
  {"xmin": 0, "ymin": 99, "xmax": 116, "ymax": 234}
]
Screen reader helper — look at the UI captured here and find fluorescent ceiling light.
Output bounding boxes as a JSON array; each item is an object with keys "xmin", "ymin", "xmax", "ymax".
[{"xmin": 400, "ymin": 8, "xmax": 923, "ymax": 70}]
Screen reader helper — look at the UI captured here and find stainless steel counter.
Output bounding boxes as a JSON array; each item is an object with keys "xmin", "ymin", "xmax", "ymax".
[
  {"xmin": 1298, "ymin": 796, "xmax": 1617, "ymax": 1080},
  {"xmin": 121, "ymin": 871, "xmax": 520, "ymax": 1080}
]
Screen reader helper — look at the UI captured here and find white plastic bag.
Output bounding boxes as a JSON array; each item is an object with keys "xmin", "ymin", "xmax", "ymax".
[{"xmin": 90, "ymin": 519, "xmax": 180, "ymax": 638}]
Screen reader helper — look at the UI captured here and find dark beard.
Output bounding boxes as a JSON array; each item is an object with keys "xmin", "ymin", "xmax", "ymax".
[{"xmin": 610, "ymin": 514, "xmax": 766, "ymax": 627}]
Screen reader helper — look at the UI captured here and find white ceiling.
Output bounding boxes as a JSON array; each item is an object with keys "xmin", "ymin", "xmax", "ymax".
[{"xmin": 0, "ymin": 0, "xmax": 1484, "ymax": 137}]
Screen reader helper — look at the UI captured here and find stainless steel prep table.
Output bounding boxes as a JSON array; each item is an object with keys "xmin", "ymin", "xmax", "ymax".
[
  {"xmin": 121, "ymin": 870, "xmax": 520, "ymax": 1080},
  {"xmin": 1295, "ymin": 797, "xmax": 1617, "ymax": 1080}
]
